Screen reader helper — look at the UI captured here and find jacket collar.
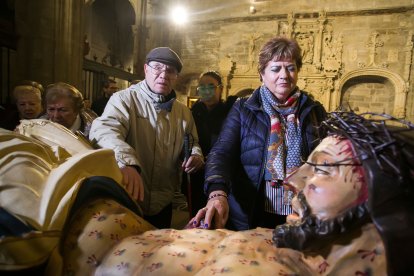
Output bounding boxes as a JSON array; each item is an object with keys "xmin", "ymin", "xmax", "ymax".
[
  {"xmin": 245, "ymin": 88, "xmax": 262, "ymax": 111},
  {"xmin": 135, "ymin": 80, "xmax": 176, "ymax": 112}
]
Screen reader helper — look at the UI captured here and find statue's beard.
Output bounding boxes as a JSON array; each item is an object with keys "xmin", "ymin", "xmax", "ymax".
[{"xmin": 273, "ymin": 191, "xmax": 370, "ymax": 251}]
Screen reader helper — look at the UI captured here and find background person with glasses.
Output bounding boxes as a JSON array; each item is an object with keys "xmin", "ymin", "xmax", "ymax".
[
  {"xmin": 184, "ymin": 71, "xmax": 237, "ymax": 216},
  {"xmin": 89, "ymin": 47, "xmax": 204, "ymax": 229}
]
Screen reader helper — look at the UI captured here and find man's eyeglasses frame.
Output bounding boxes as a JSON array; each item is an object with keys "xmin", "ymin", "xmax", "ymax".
[{"xmin": 146, "ymin": 62, "xmax": 178, "ymax": 79}]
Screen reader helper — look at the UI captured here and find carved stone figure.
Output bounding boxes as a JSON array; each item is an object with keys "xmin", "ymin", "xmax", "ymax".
[
  {"xmin": 301, "ymin": 34, "xmax": 314, "ymax": 64},
  {"xmin": 246, "ymin": 33, "xmax": 262, "ymax": 71}
]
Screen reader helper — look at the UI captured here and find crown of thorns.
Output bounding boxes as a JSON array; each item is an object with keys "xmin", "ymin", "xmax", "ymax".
[{"xmin": 317, "ymin": 111, "xmax": 414, "ymax": 177}]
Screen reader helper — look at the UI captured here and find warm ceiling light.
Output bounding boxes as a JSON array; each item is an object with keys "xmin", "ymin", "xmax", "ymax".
[
  {"xmin": 170, "ymin": 6, "xmax": 188, "ymax": 25},
  {"xmin": 249, "ymin": 6, "xmax": 256, "ymax": 14}
]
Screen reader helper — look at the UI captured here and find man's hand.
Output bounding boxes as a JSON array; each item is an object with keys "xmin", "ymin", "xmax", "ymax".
[
  {"xmin": 120, "ymin": 166, "xmax": 144, "ymax": 201},
  {"xmin": 187, "ymin": 191, "xmax": 229, "ymax": 229},
  {"xmin": 182, "ymin": 154, "xmax": 204, "ymax": 174}
]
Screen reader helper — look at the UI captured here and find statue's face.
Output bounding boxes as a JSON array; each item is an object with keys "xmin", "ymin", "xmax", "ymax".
[{"xmin": 286, "ymin": 136, "xmax": 367, "ymax": 223}]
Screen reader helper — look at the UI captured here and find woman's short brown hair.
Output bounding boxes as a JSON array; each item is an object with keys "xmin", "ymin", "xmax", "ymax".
[
  {"xmin": 45, "ymin": 82, "xmax": 84, "ymax": 112},
  {"xmin": 257, "ymin": 36, "xmax": 303, "ymax": 76}
]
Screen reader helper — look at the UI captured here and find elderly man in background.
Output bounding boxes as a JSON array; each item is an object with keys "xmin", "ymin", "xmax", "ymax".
[
  {"xmin": 89, "ymin": 47, "xmax": 204, "ymax": 229},
  {"xmin": 91, "ymin": 78, "xmax": 118, "ymax": 116}
]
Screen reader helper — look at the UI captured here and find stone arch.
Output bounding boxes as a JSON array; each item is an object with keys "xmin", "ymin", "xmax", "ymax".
[
  {"xmin": 336, "ymin": 68, "xmax": 407, "ymax": 118},
  {"xmin": 84, "ymin": 0, "xmax": 136, "ymax": 70}
]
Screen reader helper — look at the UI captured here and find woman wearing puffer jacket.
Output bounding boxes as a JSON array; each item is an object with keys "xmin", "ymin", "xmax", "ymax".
[{"xmin": 188, "ymin": 36, "xmax": 327, "ymax": 230}]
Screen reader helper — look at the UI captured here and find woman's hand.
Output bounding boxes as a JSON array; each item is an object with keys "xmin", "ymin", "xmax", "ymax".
[{"xmin": 187, "ymin": 191, "xmax": 229, "ymax": 229}]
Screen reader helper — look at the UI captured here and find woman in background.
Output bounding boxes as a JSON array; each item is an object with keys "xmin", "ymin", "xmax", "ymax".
[
  {"xmin": 45, "ymin": 82, "xmax": 97, "ymax": 137},
  {"xmin": 185, "ymin": 71, "xmax": 236, "ymax": 216},
  {"xmin": 0, "ymin": 80, "xmax": 44, "ymax": 130}
]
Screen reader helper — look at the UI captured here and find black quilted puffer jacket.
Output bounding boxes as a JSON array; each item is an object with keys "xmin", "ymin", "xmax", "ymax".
[{"xmin": 204, "ymin": 88, "xmax": 326, "ymax": 230}]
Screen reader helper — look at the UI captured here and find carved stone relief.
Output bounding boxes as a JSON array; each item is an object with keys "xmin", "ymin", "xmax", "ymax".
[
  {"xmin": 221, "ymin": 11, "xmax": 344, "ymax": 107},
  {"xmin": 219, "ymin": 55, "xmax": 236, "ymax": 98},
  {"xmin": 219, "ymin": 10, "xmax": 411, "ymax": 119},
  {"xmin": 283, "ymin": 12, "xmax": 342, "ymax": 109},
  {"xmin": 337, "ymin": 31, "xmax": 412, "ymax": 118}
]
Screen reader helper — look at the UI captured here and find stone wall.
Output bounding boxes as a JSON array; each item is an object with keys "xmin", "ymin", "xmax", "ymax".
[
  {"xmin": 5, "ymin": 0, "xmax": 413, "ymax": 122},
  {"xmin": 154, "ymin": 0, "xmax": 414, "ymax": 122}
]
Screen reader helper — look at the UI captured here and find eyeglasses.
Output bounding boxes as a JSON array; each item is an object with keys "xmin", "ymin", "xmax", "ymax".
[
  {"xmin": 147, "ymin": 63, "xmax": 178, "ymax": 78},
  {"xmin": 196, "ymin": 84, "xmax": 221, "ymax": 92}
]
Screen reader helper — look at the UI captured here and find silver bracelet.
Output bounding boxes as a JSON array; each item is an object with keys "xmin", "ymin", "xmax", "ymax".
[{"xmin": 207, "ymin": 193, "xmax": 228, "ymax": 201}]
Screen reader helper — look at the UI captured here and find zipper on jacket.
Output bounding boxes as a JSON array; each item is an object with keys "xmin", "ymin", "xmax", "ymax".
[{"xmin": 259, "ymin": 110, "xmax": 271, "ymax": 187}]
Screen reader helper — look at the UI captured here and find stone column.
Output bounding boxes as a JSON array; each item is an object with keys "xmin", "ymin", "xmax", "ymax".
[
  {"xmin": 131, "ymin": 25, "xmax": 139, "ymax": 75},
  {"xmin": 314, "ymin": 12, "xmax": 326, "ymax": 70},
  {"xmin": 14, "ymin": 0, "xmax": 84, "ymax": 89},
  {"xmin": 53, "ymin": 0, "xmax": 84, "ymax": 89}
]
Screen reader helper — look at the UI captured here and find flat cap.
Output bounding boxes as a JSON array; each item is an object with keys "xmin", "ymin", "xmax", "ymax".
[{"xmin": 146, "ymin": 47, "xmax": 183, "ymax": 73}]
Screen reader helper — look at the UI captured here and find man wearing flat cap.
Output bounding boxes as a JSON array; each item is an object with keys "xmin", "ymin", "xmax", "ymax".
[{"xmin": 90, "ymin": 47, "xmax": 204, "ymax": 228}]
